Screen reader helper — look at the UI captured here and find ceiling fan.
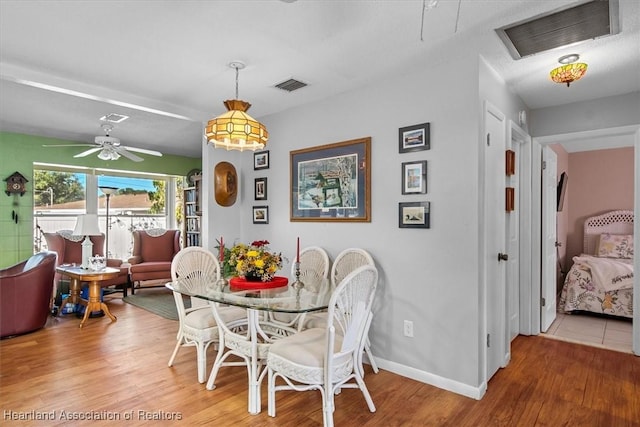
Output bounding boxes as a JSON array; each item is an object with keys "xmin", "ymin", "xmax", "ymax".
[{"xmin": 44, "ymin": 124, "xmax": 163, "ymax": 162}]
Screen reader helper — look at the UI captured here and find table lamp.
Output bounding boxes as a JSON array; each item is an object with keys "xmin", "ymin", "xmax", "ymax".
[{"xmin": 73, "ymin": 213, "xmax": 102, "ymax": 269}]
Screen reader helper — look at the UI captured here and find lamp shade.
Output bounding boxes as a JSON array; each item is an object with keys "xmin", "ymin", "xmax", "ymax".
[
  {"xmin": 73, "ymin": 214, "xmax": 102, "ymax": 236},
  {"xmin": 550, "ymin": 62, "xmax": 587, "ymax": 87},
  {"xmin": 205, "ymin": 99, "xmax": 268, "ymax": 151},
  {"xmin": 99, "ymin": 186, "xmax": 118, "ymax": 196}
]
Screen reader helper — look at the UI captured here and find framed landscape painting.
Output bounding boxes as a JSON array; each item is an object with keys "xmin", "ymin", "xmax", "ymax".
[
  {"xmin": 399, "ymin": 122, "xmax": 430, "ymax": 153},
  {"xmin": 290, "ymin": 137, "xmax": 371, "ymax": 222}
]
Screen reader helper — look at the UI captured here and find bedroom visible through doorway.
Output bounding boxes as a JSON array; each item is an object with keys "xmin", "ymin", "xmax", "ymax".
[{"xmin": 534, "ymin": 127, "xmax": 637, "ymax": 355}]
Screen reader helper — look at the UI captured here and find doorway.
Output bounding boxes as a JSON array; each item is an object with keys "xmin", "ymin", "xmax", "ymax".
[{"xmin": 527, "ymin": 125, "xmax": 639, "ymax": 356}]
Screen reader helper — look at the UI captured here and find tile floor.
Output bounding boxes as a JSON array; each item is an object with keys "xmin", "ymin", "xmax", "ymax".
[{"xmin": 543, "ymin": 312, "xmax": 633, "ymax": 354}]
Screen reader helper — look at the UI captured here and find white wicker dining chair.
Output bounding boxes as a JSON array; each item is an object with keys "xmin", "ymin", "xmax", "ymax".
[
  {"xmin": 303, "ymin": 248, "xmax": 379, "ymax": 375},
  {"xmin": 205, "ymin": 286, "xmax": 281, "ymax": 414},
  {"xmin": 168, "ymin": 247, "xmax": 245, "ymax": 383},
  {"xmin": 294, "ymin": 246, "xmax": 331, "ymax": 287},
  {"xmin": 267, "ymin": 265, "xmax": 378, "ymax": 427},
  {"xmin": 271, "ymin": 246, "xmax": 331, "ymax": 328}
]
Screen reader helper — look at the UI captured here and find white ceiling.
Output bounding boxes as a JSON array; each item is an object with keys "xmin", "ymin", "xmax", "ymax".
[{"xmin": 1, "ymin": 0, "xmax": 638, "ymax": 159}]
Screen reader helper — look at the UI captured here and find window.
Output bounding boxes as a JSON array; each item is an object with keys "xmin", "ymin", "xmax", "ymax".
[{"xmin": 35, "ymin": 164, "xmax": 178, "ymax": 260}]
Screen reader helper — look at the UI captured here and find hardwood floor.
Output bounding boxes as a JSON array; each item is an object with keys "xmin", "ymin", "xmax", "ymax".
[{"xmin": 1, "ymin": 293, "xmax": 639, "ymax": 426}]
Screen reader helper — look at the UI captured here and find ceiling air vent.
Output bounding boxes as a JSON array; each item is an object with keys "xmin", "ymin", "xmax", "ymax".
[
  {"xmin": 100, "ymin": 113, "xmax": 129, "ymax": 123},
  {"xmin": 274, "ymin": 78, "xmax": 308, "ymax": 92},
  {"xmin": 496, "ymin": 0, "xmax": 619, "ymax": 60}
]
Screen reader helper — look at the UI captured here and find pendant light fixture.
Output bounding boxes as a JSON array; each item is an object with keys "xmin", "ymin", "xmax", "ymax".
[
  {"xmin": 205, "ymin": 61, "xmax": 268, "ymax": 151},
  {"xmin": 550, "ymin": 54, "xmax": 588, "ymax": 87}
]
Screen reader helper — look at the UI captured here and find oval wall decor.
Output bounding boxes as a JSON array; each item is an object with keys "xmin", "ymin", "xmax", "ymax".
[{"xmin": 214, "ymin": 161, "xmax": 238, "ymax": 206}]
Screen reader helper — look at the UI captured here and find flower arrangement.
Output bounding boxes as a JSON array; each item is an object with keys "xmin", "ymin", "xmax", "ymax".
[{"xmin": 223, "ymin": 240, "xmax": 284, "ymax": 282}]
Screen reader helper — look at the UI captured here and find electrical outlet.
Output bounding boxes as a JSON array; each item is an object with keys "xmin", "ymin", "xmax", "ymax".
[{"xmin": 403, "ymin": 320, "xmax": 414, "ymax": 337}]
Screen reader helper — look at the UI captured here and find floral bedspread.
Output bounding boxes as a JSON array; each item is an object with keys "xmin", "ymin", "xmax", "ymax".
[{"xmin": 559, "ymin": 256, "xmax": 634, "ymax": 318}]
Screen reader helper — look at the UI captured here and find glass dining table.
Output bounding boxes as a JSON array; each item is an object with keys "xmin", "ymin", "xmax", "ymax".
[{"xmin": 166, "ymin": 276, "xmax": 332, "ymax": 414}]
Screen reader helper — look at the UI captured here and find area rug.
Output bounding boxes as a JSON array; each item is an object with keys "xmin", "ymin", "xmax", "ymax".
[{"xmin": 123, "ymin": 290, "xmax": 190, "ymax": 320}]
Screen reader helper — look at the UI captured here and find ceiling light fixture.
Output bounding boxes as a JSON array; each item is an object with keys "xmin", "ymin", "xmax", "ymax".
[
  {"xmin": 204, "ymin": 61, "xmax": 268, "ymax": 152},
  {"xmin": 550, "ymin": 54, "xmax": 588, "ymax": 87}
]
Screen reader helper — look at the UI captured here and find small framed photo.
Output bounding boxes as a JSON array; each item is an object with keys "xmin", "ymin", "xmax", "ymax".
[
  {"xmin": 254, "ymin": 177, "xmax": 267, "ymax": 201},
  {"xmin": 399, "ymin": 201, "xmax": 430, "ymax": 228},
  {"xmin": 399, "ymin": 122, "xmax": 430, "ymax": 153},
  {"xmin": 401, "ymin": 160, "xmax": 427, "ymax": 194},
  {"xmin": 254, "ymin": 150, "xmax": 270, "ymax": 170},
  {"xmin": 253, "ymin": 206, "xmax": 269, "ymax": 224}
]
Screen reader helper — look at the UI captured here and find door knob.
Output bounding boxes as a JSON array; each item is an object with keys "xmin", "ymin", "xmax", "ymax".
[{"xmin": 498, "ymin": 253, "xmax": 509, "ymax": 262}]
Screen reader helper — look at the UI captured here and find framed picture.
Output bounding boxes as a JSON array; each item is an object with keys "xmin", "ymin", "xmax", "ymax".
[
  {"xmin": 399, "ymin": 122, "xmax": 430, "ymax": 153},
  {"xmin": 252, "ymin": 206, "xmax": 269, "ymax": 224},
  {"xmin": 254, "ymin": 150, "xmax": 270, "ymax": 170},
  {"xmin": 254, "ymin": 177, "xmax": 267, "ymax": 201},
  {"xmin": 290, "ymin": 137, "xmax": 371, "ymax": 222},
  {"xmin": 401, "ymin": 160, "xmax": 427, "ymax": 194},
  {"xmin": 399, "ymin": 201, "xmax": 430, "ymax": 228}
]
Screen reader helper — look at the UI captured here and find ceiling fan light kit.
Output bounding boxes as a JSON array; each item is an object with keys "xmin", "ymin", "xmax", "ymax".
[{"xmin": 205, "ymin": 61, "xmax": 269, "ymax": 152}]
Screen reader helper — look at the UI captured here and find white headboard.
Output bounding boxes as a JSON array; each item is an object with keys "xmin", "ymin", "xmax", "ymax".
[{"xmin": 583, "ymin": 210, "xmax": 634, "ymax": 255}]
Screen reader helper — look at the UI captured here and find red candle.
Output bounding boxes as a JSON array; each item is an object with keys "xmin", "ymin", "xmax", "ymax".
[
  {"xmin": 220, "ymin": 236, "xmax": 224, "ymax": 262},
  {"xmin": 296, "ymin": 237, "xmax": 300, "ymax": 263}
]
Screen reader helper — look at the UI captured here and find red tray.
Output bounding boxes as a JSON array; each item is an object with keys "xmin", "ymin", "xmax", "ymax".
[{"xmin": 229, "ymin": 276, "xmax": 289, "ymax": 290}]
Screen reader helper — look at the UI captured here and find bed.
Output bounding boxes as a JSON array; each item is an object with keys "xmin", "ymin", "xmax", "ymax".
[{"xmin": 558, "ymin": 210, "xmax": 634, "ymax": 319}]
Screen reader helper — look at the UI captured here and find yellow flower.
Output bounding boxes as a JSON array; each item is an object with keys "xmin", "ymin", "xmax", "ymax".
[
  {"xmin": 255, "ymin": 259, "xmax": 265, "ymax": 268},
  {"xmin": 247, "ymin": 250, "xmax": 259, "ymax": 257}
]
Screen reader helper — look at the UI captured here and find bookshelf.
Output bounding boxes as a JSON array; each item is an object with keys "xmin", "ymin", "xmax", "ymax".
[{"xmin": 183, "ymin": 174, "xmax": 201, "ymax": 247}]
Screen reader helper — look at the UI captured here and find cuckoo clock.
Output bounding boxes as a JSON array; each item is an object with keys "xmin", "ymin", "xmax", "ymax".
[{"xmin": 4, "ymin": 171, "xmax": 28, "ymax": 196}]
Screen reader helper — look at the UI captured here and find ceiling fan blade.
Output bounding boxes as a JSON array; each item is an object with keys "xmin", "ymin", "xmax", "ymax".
[
  {"xmin": 122, "ymin": 146, "xmax": 163, "ymax": 157},
  {"xmin": 73, "ymin": 147, "xmax": 103, "ymax": 158},
  {"xmin": 115, "ymin": 147, "xmax": 144, "ymax": 162},
  {"xmin": 43, "ymin": 144, "xmax": 95, "ymax": 147}
]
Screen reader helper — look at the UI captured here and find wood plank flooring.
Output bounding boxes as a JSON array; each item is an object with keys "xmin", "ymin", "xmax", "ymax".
[{"xmin": 1, "ymin": 292, "xmax": 639, "ymax": 426}]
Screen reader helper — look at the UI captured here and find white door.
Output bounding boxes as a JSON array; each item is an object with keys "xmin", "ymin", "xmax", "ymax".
[
  {"xmin": 484, "ymin": 102, "xmax": 507, "ymax": 380},
  {"xmin": 541, "ymin": 146, "xmax": 557, "ymax": 332}
]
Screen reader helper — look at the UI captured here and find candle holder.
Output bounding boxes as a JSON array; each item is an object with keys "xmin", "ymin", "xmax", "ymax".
[
  {"xmin": 215, "ymin": 277, "xmax": 228, "ymax": 290},
  {"xmin": 292, "ymin": 261, "xmax": 305, "ymax": 291}
]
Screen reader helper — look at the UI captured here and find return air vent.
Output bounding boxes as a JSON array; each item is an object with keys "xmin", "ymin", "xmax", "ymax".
[
  {"xmin": 274, "ymin": 78, "xmax": 308, "ymax": 92},
  {"xmin": 496, "ymin": 0, "xmax": 619, "ymax": 59}
]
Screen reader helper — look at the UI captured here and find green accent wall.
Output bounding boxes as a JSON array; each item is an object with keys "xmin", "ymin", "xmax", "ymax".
[{"xmin": 0, "ymin": 132, "xmax": 201, "ymax": 268}]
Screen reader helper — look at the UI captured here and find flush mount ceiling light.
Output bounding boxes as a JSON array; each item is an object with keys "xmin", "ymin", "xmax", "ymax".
[
  {"xmin": 204, "ymin": 62, "xmax": 268, "ymax": 152},
  {"xmin": 550, "ymin": 54, "xmax": 588, "ymax": 87}
]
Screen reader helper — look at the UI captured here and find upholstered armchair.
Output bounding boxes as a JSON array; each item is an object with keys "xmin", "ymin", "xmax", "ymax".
[
  {"xmin": 0, "ymin": 252, "xmax": 57, "ymax": 338},
  {"xmin": 128, "ymin": 229, "xmax": 181, "ymax": 294},
  {"xmin": 43, "ymin": 230, "xmax": 130, "ymax": 297}
]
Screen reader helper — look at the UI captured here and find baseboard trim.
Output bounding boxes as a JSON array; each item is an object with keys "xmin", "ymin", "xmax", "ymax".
[{"xmin": 370, "ymin": 357, "xmax": 485, "ymax": 400}]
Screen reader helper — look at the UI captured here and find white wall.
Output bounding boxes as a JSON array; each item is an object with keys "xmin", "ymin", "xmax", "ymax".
[
  {"xmin": 530, "ymin": 92, "xmax": 640, "ymax": 137},
  {"xmin": 202, "ymin": 53, "xmax": 528, "ymax": 395}
]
